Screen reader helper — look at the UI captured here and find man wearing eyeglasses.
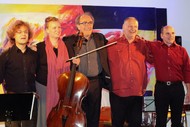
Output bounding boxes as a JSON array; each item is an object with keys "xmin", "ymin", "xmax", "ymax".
[{"xmin": 63, "ymin": 12, "xmax": 111, "ymax": 127}]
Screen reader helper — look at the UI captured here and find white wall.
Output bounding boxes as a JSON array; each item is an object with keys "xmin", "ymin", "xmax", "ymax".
[
  {"xmin": 0, "ymin": 1, "xmax": 189, "ymax": 126},
  {"xmin": 0, "ymin": 0, "xmax": 189, "ymax": 54}
]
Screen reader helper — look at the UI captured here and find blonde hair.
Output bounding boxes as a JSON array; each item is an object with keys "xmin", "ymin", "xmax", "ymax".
[{"xmin": 45, "ymin": 16, "xmax": 59, "ymax": 29}]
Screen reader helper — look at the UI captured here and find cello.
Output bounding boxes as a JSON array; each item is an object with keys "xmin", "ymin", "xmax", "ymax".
[
  {"xmin": 47, "ymin": 32, "xmax": 89, "ymax": 127},
  {"xmin": 47, "ymin": 32, "xmax": 117, "ymax": 127}
]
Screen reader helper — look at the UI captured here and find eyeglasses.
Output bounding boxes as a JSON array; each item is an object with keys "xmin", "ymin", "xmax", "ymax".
[
  {"xmin": 79, "ymin": 21, "xmax": 93, "ymax": 25},
  {"xmin": 16, "ymin": 30, "xmax": 29, "ymax": 34}
]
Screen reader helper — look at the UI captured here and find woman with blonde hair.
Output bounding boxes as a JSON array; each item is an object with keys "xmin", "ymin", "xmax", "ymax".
[{"xmin": 35, "ymin": 16, "xmax": 70, "ymax": 127}]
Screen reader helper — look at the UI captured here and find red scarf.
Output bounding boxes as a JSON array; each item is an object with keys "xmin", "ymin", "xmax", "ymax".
[{"xmin": 45, "ymin": 36, "xmax": 70, "ymax": 117}]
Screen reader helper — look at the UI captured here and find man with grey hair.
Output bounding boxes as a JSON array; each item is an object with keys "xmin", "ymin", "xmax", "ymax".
[{"xmin": 63, "ymin": 12, "xmax": 111, "ymax": 127}]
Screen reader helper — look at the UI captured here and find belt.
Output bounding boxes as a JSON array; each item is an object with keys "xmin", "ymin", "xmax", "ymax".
[
  {"xmin": 156, "ymin": 80, "xmax": 182, "ymax": 86},
  {"xmin": 87, "ymin": 75, "xmax": 100, "ymax": 80}
]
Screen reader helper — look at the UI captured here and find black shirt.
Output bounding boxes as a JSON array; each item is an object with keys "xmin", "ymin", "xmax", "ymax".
[
  {"xmin": 36, "ymin": 42, "xmax": 58, "ymax": 86},
  {"xmin": 0, "ymin": 45, "xmax": 37, "ymax": 92}
]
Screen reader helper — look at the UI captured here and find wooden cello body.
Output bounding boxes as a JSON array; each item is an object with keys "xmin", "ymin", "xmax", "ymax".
[
  {"xmin": 47, "ymin": 64, "xmax": 89, "ymax": 127},
  {"xmin": 47, "ymin": 32, "xmax": 90, "ymax": 127}
]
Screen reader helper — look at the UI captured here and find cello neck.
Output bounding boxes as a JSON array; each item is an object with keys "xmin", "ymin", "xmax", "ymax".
[
  {"xmin": 65, "ymin": 63, "xmax": 77, "ymax": 100},
  {"xmin": 64, "ymin": 32, "xmax": 83, "ymax": 101}
]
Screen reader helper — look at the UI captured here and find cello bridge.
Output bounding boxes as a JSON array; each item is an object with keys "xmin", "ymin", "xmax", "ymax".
[{"xmin": 62, "ymin": 105, "xmax": 72, "ymax": 109}]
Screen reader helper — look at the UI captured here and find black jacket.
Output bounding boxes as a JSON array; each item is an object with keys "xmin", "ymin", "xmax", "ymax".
[{"xmin": 63, "ymin": 33, "xmax": 111, "ymax": 90}]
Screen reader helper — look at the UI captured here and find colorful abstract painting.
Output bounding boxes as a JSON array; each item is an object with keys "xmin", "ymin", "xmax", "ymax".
[{"xmin": 0, "ymin": 4, "xmax": 159, "ymax": 95}]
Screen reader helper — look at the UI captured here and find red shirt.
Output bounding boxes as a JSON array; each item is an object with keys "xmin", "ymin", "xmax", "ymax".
[
  {"xmin": 107, "ymin": 36, "xmax": 153, "ymax": 97},
  {"xmin": 149, "ymin": 41, "xmax": 190, "ymax": 83}
]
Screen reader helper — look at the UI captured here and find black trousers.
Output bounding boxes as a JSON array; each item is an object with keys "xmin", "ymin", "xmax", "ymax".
[
  {"xmin": 82, "ymin": 78, "xmax": 102, "ymax": 127},
  {"xmin": 154, "ymin": 82, "xmax": 185, "ymax": 127},
  {"xmin": 110, "ymin": 92, "xmax": 143, "ymax": 127}
]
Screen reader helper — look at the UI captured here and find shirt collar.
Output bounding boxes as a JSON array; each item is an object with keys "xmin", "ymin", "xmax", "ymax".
[
  {"xmin": 12, "ymin": 44, "xmax": 28, "ymax": 53},
  {"xmin": 120, "ymin": 35, "xmax": 139, "ymax": 44},
  {"xmin": 161, "ymin": 41, "xmax": 177, "ymax": 47}
]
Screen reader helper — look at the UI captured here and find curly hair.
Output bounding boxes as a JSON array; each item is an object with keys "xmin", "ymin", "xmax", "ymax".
[{"xmin": 6, "ymin": 20, "xmax": 33, "ymax": 44}]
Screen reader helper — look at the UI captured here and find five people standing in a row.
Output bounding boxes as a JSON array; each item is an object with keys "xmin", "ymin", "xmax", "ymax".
[{"xmin": 0, "ymin": 12, "xmax": 189, "ymax": 127}]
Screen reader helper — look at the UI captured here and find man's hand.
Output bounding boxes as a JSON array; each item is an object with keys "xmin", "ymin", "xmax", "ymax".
[
  {"xmin": 184, "ymin": 83, "xmax": 190, "ymax": 104},
  {"xmin": 72, "ymin": 58, "xmax": 80, "ymax": 66}
]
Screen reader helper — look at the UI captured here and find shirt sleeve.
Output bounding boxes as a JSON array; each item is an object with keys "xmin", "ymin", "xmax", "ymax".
[
  {"xmin": 141, "ymin": 39, "xmax": 154, "ymax": 64},
  {"xmin": 0, "ymin": 52, "xmax": 6, "ymax": 83},
  {"xmin": 182, "ymin": 48, "xmax": 190, "ymax": 83}
]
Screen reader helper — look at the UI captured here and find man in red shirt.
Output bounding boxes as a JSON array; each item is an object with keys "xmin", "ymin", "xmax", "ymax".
[
  {"xmin": 149, "ymin": 25, "xmax": 190, "ymax": 127},
  {"xmin": 107, "ymin": 17, "xmax": 153, "ymax": 127}
]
